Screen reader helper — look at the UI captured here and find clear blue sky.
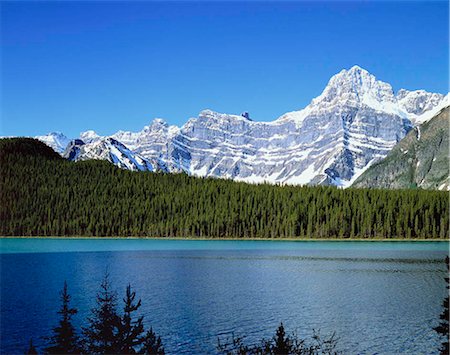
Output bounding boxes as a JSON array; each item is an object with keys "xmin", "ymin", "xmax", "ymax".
[{"xmin": 1, "ymin": 1, "xmax": 448, "ymax": 137}]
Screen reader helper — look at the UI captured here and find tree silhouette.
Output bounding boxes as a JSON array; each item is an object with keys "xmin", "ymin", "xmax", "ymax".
[
  {"xmin": 217, "ymin": 323, "xmax": 340, "ymax": 354},
  {"xmin": 116, "ymin": 284, "xmax": 146, "ymax": 354},
  {"xmin": 83, "ymin": 273, "xmax": 120, "ymax": 354},
  {"xmin": 434, "ymin": 256, "xmax": 449, "ymax": 355},
  {"xmin": 139, "ymin": 328, "xmax": 165, "ymax": 355},
  {"xmin": 31, "ymin": 277, "xmax": 165, "ymax": 354},
  {"xmin": 44, "ymin": 281, "xmax": 80, "ymax": 354},
  {"xmin": 273, "ymin": 323, "xmax": 291, "ymax": 354}
]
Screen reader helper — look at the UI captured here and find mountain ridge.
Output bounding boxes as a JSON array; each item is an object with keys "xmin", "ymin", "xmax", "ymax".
[{"xmin": 33, "ymin": 66, "xmax": 447, "ymax": 188}]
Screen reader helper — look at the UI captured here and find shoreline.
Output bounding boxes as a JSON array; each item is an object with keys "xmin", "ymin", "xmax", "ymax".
[{"xmin": 1, "ymin": 236, "xmax": 449, "ymax": 242}]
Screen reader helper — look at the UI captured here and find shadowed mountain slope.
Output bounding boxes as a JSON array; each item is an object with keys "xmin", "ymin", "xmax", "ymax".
[{"xmin": 353, "ymin": 107, "xmax": 449, "ymax": 190}]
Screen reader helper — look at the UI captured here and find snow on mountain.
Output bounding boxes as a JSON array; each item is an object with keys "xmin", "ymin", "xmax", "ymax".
[
  {"xmin": 403, "ymin": 93, "xmax": 449, "ymax": 125},
  {"xmin": 266, "ymin": 66, "xmax": 414, "ymax": 186},
  {"xmin": 109, "ymin": 118, "xmax": 183, "ymax": 172},
  {"xmin": 308, "ymin": 65, "xmax": 402, "ymax": 115},
  {"xmin": 33, "ymin": 66, "xmax": 447, "ymax": 188},
  {"xmin": 35, "ymin": 132, "xmax": 70, "ymax": 154},
  {"xmin": 143, "ymin": 65, "xmax": 442, "ymax": 187},
  {"xmin": 396, "ymin": 89, "xmax": 444, "ymax": 122},
  {"xmin": 79, "ymin": 130, "xmax": 101, "ymax": 143},
  {"xmin": 353, "ymin": 106, "xmax": 450, "ymax": 190},
  {"xmin": 63, "ymin": 137, "xmax": 163, "ymax": 172}
]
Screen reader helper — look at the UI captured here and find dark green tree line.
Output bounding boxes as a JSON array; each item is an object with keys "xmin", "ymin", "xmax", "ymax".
[{"xmin": 1, "ymin": 138, "xmax": 448, "ymax": 239}]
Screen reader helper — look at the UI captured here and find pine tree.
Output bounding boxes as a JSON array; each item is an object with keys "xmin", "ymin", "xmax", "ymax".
[
  {"xmin": 116, "ymin": 284, "xmax": 145, "ymax": 354},
  {"xmin": 273, "ymin": 323, "xmax": 291, "ymax": 354},
  {"xmin": 139, "ymin": 328, "xmax": 165, "ymax": 355},
  {"xmin": 45, "ymin": 281, "xmax": 80, "ymax": 354},
  {"xmin": 83, "ymin": 273, "xmax": 120, "ymax": 354}
]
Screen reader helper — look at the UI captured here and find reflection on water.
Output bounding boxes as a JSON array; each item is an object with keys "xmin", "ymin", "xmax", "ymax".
[{"xmin": 0, "ymin": 239, "xmax": 448, "ymax": 354}]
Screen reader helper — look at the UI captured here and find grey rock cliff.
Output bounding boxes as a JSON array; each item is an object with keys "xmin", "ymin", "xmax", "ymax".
[{"xmin": 36, "ymin": 66, "xmax": 446, "ymax": 188}]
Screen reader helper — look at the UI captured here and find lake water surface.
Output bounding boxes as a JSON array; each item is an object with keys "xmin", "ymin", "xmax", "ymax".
[{"xmin": 1, "ymin": 238, "xmax": 448, "ymax": 354}]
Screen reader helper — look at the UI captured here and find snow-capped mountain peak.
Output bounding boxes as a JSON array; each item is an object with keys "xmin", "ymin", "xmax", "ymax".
[
  {"xmin": 270, "ymin": 66, "xmax": 444, "ymax": 186},
  {"xmin": 32, "ymin": 66, "xmax": 446, "ymax": 189},
  {"xmin": 311, "ymin": 65, "xmax": 396, "ymax": 109},
  {"xmin": 142, "ymin": 118, "xmax": 165, "ymax": 128},
  {"xmin": 79, "ymin": 130, "xmax": 100, "ymax": 143},
  {"xmin": 146, "ymin": 118, "xmax": 169, "ymax": 132},
  {"xmin": 277, "ymin": 66, "xmax": 403, "ymax": 128},
  {"xmin": 63, "ymin": 137, "xmax": 163, "ymax": 172},
  {"xmin": 396, "ymin": 89, "xmax": 445, "ymax": 122},
  {"xmin": 410, "ymin": 93, "xmax": 450, "ymax": 125},
  {"xmin": 34, "ymin": 132, "xmax": 70, "ymax": 154}
]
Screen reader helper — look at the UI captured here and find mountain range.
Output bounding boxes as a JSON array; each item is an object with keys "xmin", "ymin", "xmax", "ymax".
[{"xmin": 33, "ymin": 66, "xmax": 449, "ymax": 190}]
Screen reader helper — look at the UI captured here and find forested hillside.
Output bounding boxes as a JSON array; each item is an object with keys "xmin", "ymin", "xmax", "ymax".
[{"xmin": 0, "ymin": 138, "xmax": 448, "ymax": 239}]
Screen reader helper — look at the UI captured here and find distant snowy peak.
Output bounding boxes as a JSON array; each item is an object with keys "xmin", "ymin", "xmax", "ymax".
[
  {"xmin": 278, "ymin": 65, "xmax": 445, "ymax": 125},
  {"xmin": 110, "ymin": 118, "xmax": 179, "ymax": 154},
  {"xmin": 150, "ymin": 118, "xmax": 168, "ymax": 127},
  {"xmin": 79, "ymin": 130, "xmax": 100, "ymax": 143},
  {"xmin": 396, "ymin": 89, "xmax": 444, "ymax": 115},
  {"xmin": 30, "ymin": 65, "xmax": 446, "ymax": 190},
  {"xmin": 276, "ymin": 66, "xmax": 400, "ymax": 126},
  {"xmin": 146, "ymin": 118, "xmax": 180, "ymax": 137},
  {"xmin": 311, "ymin": 65, "xmax": 396, "ymax": 106},
  {"xmin": 411, "ymin": 93, "xmax": 450, "ymax": 125},
  {"xmin": 35, "ymin": 132, "xmax": 70, "ymax": 154},
  {"xmin": 398, "ymin": 91, "xmax": 447, "ymax": 124},
  {"xmin": 63, "ymin": 137, "xmax": 163, "ymax": 172},
  {"xmin": 251, "ymin": 65, "xmax": 446, "ymax": 186},
  {"xmin": 133, "ymin": 118, "xmax": 169, "ymax": 135}
]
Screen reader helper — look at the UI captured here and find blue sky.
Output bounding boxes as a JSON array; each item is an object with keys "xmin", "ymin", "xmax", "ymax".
[{"xmin": 1, "ymin": 1, "xmax": 448, "ymax": 137}]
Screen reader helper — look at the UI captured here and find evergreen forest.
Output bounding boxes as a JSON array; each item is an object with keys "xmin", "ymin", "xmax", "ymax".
[{"xmin": 1, "ymin": 138, "xmax": 448, "ymax": 239}]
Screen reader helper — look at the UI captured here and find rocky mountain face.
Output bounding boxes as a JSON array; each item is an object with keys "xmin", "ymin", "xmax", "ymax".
[
  {"xmin": 63, "ymin": 137, "xmax": 162, "ymax": 172},
  {"xmin": 353, "ymin": 104, "xmax": 449, "ymax": 190},
  {"xmin": 34, "ymin": 132, "xmax": 70, "ymax": 154},
  {"xmin": 396, "ymin": 89, "xmax": 444, "ymax": 124},
  {"xmin": 35, "ymin": 66, "xmax": 447, "ymax": 188}
]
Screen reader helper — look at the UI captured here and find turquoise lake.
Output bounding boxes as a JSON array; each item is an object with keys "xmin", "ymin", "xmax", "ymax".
[{"xmin": 0, "ymin": 238, "xmax": 448, "ymax": 354}]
